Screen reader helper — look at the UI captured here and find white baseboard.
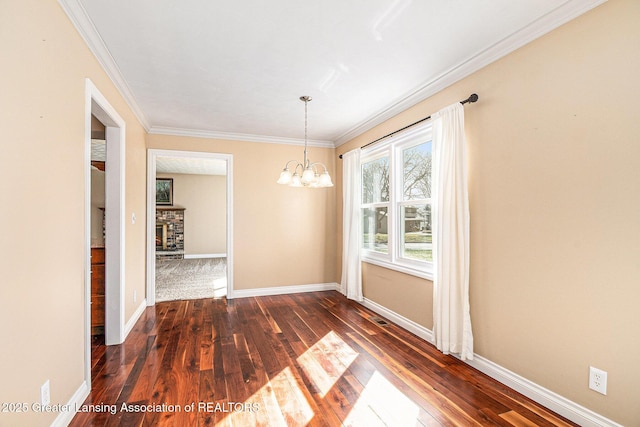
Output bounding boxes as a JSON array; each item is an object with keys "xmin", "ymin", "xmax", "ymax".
[
  {"xmin": 462, "ymin": 355, "xmax": 623, "ymax": 427},
  {"xmin": 124, "ymin": 299, "xmax": 147, "ymax": 338},
  {"xmin": 184, "ymin": 253, "xmax": 226, "ymax": 259},
  {"xmin": 358, "ymin": 297, "xmax": 621, "ymax": 427},
  {"xmin": 52, "ymin": 300, "xmax": 146, "ymax": 426},
  {"xmin": 232, "ymin": 282, "xmax": 339, "ymax": 299},
  {"xmin": 361, "ymin": 297, "xmax": 434, "ymax": 343},
  {"xmin": 50, "ymin": 380, "xmax": 89, "ymax": 427}
]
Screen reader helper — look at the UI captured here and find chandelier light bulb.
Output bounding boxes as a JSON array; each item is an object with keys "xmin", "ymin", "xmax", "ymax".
[
  {"xmin": 301, "ymin": 167, "xmax": 315, "ymax": 184},
  {"xmin": 318, "ymin": 170, "xmax": 334, "ymax": 187},
  {"xmin": 290, "ymin": 172, "xmax": 303, "ymax": 187},
  {"xmin": 277, "ymin": 168, "xmax": 292, "ymax": 185}
]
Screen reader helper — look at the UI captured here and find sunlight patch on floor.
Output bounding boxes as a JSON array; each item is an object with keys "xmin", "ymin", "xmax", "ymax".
[
  {"xmin": 296, "ymin": 331, "xmax": 359, "ymax": 397},
  {"xmin": 230, "ymin": 366, "xmax": 313, "ymax": 427},
  {"xmin": 212, "ymin": 277, "xmax": 227, "ymax": 298},
  {"xmin": 344, "ymin": 371, "xmax": 420, "ymax": 427}
]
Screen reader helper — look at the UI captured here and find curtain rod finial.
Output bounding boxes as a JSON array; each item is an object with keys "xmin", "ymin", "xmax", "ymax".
[{"xmin": 467, "ymin": 93, "xmax": 479, "ymax": 103}]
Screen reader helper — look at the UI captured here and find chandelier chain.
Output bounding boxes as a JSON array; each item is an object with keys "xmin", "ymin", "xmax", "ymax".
[
  {"xmin": 303, "ymin": 96, "xmax": 310, "ymax": 166},
  {"xmin": 305, "ymin": 98, "xmax": 308, "ymax": 148}
]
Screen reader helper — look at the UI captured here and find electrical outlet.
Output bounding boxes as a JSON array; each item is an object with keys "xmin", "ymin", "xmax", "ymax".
[
  {"xmin": 133, "ymin": 289, "xmax": 137, "ymax": 303},
  {"xmin": 41, "ymin": 380, "xmax": 50, "ymax": 406},
  {"xmin": 589, "ymin": 366, "xmax": 607, "ymax": 395}
]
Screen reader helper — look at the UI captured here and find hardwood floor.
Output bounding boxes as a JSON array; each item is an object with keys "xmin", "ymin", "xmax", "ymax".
[{"xmin": 70, "ymin": 291, "xmax": 578, "ymax": 426}]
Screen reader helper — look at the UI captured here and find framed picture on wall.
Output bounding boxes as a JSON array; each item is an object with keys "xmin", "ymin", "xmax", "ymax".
[{"xmin": 156, "ymin": 178, "xmax": 173, "ymax": 206}]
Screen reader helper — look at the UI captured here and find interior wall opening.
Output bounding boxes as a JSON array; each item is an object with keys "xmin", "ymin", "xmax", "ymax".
[
  {"xmin": 89, "ymin": 114, "xmax": 106, "ymax": 346},
  {"xmin": 84, "ymin": 79, "xmax": 127, "ymax": 390},
  {"xmin": 146, "ymin": 149, "xmax": 233, "ymax": 306}
]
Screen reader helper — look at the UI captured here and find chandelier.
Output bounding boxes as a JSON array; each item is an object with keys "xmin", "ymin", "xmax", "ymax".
[{"xmin": 276, "ymin": 96, "xmax": 333, "ymax": 188}]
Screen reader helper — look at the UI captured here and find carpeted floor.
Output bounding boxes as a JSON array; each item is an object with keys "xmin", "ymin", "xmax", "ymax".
[{"xmin": 155, "ymin": 257, "xmax": 227, "ymax": 302}]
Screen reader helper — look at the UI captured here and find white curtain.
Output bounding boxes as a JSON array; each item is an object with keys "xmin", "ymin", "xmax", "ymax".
[
  {"xmin": 432, "ymin": 102, "xmax": 473, "ymax": 360},
  {"xmin": 340, "ymin": 149, "xmax": 363, "ymax": 302}
]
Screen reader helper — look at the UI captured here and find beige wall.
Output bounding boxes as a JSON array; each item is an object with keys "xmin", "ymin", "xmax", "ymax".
[
  {"xmin": 362, "ymin": 263, "xmax": 433, "ymax": 329},
  {"xmin": 156, "ymin": 173, "xmax": 227, "ymax": 255},
  {"xmin": 336, "ymin": 1, "xmax": 640, "ymax": 424},
  {"xmin": 0, "ymin": 1, "xmax": 148, "ymax": 425},
  {"xmin": 148, "ymin": 134, "xmax": 337, "ymax": 291}
]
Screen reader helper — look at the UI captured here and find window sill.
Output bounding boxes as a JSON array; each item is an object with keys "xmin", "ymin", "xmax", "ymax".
[{"xmin": 361, "ymin": 256, "xmax": 433, "ymax": 281}]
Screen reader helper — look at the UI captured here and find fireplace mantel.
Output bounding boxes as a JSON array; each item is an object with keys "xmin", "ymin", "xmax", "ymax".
[{"xmin": 156, "ymin": 206, "xmax": 186, "ymax": 211}]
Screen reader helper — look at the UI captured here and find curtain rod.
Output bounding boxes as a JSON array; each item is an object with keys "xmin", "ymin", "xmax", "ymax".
[{"xmin": 338, "ymin": 93, "xmax": 478, "ymax": 159}]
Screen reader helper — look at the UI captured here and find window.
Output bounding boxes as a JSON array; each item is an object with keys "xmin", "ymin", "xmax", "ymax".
[
  {"xmin": 361, "ymin": 123, "xmax": 433, "ymax": 279},
  {"xmin": 362, "ymin": 156, "xmax": 389, "ymax": 254}
]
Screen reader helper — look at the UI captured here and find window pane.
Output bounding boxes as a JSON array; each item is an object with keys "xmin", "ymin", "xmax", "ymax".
[
  {"xmin": 362, "ymin": 206, "xmax": 388, "ymax": 253},
  {"xmin": 362, "ymin": 157, "xmax": 390, "ymax": 203},
  {"xmin": 403, "ymin": 142, "xmax": 431, "ymax": 200},
  {"xmin": 400, "ymin": 204, "xmax": 431, "ymax": 261}
]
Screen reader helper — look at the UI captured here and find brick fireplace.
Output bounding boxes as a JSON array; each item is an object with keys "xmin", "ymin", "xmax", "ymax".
[{"xmin": 156, "ymin": 207, "xmax": 185, "ymax": 259}]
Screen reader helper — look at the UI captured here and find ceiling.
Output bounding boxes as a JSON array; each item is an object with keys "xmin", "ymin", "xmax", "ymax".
[
  {"xmin": 155, "ymin": 156, "xmax": 227, "ymax": 176},
  {"xmin": 65, "ymin": 0, "xmax": 604, "ymax": 147}
]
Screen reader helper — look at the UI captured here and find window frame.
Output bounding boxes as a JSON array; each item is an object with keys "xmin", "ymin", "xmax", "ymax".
[
  {"xmin": 360, "ymin": 122, "xmax": 434, "ymax": 281},
  {"xmin": 361, "ymin": 150, "xmax": 391, "ymax": 255}
]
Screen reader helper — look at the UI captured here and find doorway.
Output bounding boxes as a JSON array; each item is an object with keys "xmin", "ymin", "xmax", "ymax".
[
  {"xmin": 89, "ymin": 116, "xmax": 106, "ymax": 339},
  {"xmin": 146, "ymin": 149, "xmax": 234, "ymax": 305},
  {"xmin": 84, "ymin": 79, "xmax": 126, "ymax": 387}
]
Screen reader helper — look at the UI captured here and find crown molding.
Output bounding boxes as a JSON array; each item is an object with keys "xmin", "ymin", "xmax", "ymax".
[
  {"xmin": 334, "ymin": 0, "xmax": 608, "ymax": 146},
  {"xmin": 148, "ymin": 126, "xmax": 335, "ymax": 148},
  {"xmin": 58, "ymin": 0, "xmax": 332, "ymax": 147},
  {"xmin": 58, "ymin": 0, "xmax": 150, "ymax": 131},
  {"xmin": 60, "ymin": 0, "xmax": 606, "ymax": 148}
]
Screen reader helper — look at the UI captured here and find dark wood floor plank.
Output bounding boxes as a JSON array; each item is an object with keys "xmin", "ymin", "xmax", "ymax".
[
  {"xmin": 173, "ymin": 300, "xmax": 204, "ymax": 427},
  {"xmin": 322, "ymin": 296, "xmax": 519, "ymax": 424},
  {"xmin": 70, "ymin": 291, "xmax": 578, "ymax": 427},
  {"xmin": 237, "ymin": 330, "xmax": 289, "ymax": 427},
  {"xmin": 300, "ymin": 295, "xmax": 458, "ymax": 425},
  {"xmin": 142, "ymin": 300, "xmax": 190, "ymax": 427},
  {"xmin": 347, "ymin": 330, "xmax": 479, "ymax": 426},
  {"xmin": 278, "ymin": 294, "xmax": 444, "ymax": 422},
  {"xmin": 265, "ymin": 320, "xmax": 335, "ymax": 426},
  {"xmin": 127, "ymin": 310, "xmax": 175, "ymax": 404},
  {"xmin": 358, "ymin": 324, "xmax": 511, "ymax": 421}
]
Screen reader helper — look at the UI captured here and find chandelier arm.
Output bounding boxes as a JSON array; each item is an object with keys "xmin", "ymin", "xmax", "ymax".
[
  {"xmin": 293, "ymin": 162, "xmax": 304, "ymax": 174},
  {"xmin": 282, "ymin": 159, "xmax": 300, "ymax": 170},
  {"xmin": 309, "ymin": 161, "xmax": 328, "ymax": 172}
]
